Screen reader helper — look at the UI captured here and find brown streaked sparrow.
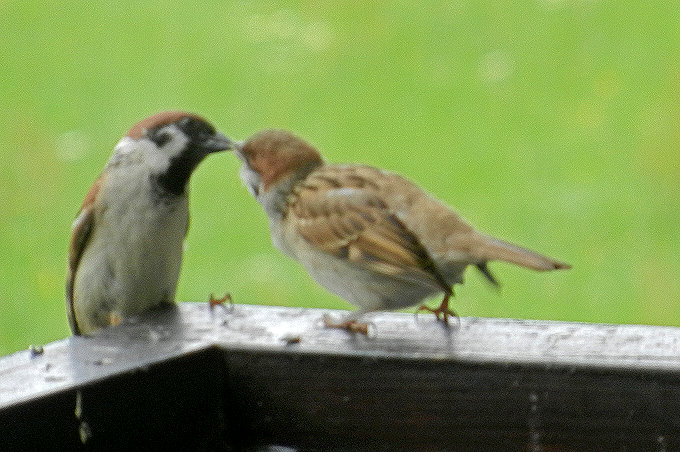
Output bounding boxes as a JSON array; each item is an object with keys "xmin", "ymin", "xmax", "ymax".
[
  {"xmin": 66, "ymin": 111, "xmax": 233, "ymax": 335},
  {"xmin": 233, "ymin": 129, "xmax": 570, "ymax": 333}
]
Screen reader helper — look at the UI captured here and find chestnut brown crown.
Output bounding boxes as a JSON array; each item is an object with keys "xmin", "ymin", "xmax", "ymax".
[
  {"xmin": 240, "ymin": 129, "xmax": 323, "ymax": 190},
  {"xmin": 125, "ymin": 111, "xmax": 208, "ymax": 139}
]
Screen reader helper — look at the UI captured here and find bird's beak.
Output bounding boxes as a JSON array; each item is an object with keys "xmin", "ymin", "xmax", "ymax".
[{"xmin": 201, "ymin": 132, "xmax": 236, "ymax": 153}]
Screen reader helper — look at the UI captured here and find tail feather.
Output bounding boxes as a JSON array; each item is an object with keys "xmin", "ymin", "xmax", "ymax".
[
  {"xmin": 473, "ymin": 234, "xmax": 571, "ymax": 272},
  {"xmin": 475, "ymin": 262, "xmax": 500, "ymax": 287}
]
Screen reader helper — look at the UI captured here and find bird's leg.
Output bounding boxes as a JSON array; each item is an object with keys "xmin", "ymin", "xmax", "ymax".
[
  {"xmin": 417, "ymin": 290, "xmax": 458, "ymax": 325},
  {"xmin": 323, "ymin": 313, "xmax": 370, "ymax": 335},
  {"xmin": 209, "ymin": 293, "xmax": 232, "ymax": 309}
]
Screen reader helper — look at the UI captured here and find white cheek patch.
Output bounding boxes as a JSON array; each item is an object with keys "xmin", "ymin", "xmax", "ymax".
[
  {"xmin": 143, "ymin": 126, "xmax": 190, "ymax": 173},
  {"xmin": 161, "ymin": 124, "xmax": 190, "ymax": 160},
  {"xmin": 113, "ymin": 137, "xmax": 136, "ymax": 155}
]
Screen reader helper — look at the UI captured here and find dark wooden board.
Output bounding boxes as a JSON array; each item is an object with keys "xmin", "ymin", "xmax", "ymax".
[{"xmin": 1, "ymin": 303, "xmax": 679, "ymax": 450}]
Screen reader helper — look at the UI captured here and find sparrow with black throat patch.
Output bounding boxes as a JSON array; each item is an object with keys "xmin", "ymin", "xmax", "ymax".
[
  {"xmin": 66, "ymin": 111, "xmax": 233, "ymax": 335},
  {"xmin": 233, "ymin": 129, "xmax": 570, "ymax": 334}
]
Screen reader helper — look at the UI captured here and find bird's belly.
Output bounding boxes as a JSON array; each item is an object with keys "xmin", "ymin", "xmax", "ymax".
[
  {"xmin": 294, "ymin": 240, "xmax": 440, "ymax": 311},
  {"xmin": 73, "ymin": 200, "xmax": 187, "ymax": 333}
]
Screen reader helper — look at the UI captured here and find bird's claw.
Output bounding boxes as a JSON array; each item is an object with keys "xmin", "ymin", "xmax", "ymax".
[
  {"xmin": 416, "ymin": 297, "xmax": 458, "ymax": 325},
  {"xmin": 209, "ymin": 293, "xmax": 233, "ymax": 309}
]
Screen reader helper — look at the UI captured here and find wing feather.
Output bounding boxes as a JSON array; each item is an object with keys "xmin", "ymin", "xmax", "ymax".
[
  {"xmin": 290, "ymin": 168, "xmax": 449, "ymax": 291},
  {"xmin": 65, "ymin": 176, "xmax": 103, "ymax": 335}
]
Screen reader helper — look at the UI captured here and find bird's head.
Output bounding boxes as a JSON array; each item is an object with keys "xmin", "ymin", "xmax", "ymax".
[
  {"xmin": 233, "ymin": 129, "xmax": 323, "ymax": 198},
  {"xmin": 113, "ymin": 111, "xmax": 234, "ymax": 196}
]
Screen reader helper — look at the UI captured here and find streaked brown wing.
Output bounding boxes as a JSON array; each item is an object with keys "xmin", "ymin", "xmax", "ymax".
[
  {"xmin": 66, "ymin": 177, "xmax": 103, "ymax": 335},
  {"xmin": 290, "ymin": 169, "xmax": 449, "ymax": 290}
]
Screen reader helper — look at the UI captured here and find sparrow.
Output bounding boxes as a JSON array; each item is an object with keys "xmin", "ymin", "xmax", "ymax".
[
  {"xmin": 233, "ymin": 129, "xmax": 570, "ymax": 333},
  {"xmin": 66, "ymin": 111, "xmax": 233, "ymax": 335}
]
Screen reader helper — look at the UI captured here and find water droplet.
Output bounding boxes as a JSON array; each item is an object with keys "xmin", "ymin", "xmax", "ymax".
[
  {"xmin": 658, "ymin": 435, "xmax": 667, "ymax": 451},
  {"xmin": 75, "ymin": 391, "xmax": 83, "ymax": 419},
  {"xmin": 79, "ymin": 421, "xmax": 92, "ymax": 444},
  {"xmin": 281, "ymin": 334, "xmax": 301, "ymax": 345},
  {"xmin": 44, "ymin": 375, "xmax": 65, "ymax": 382},
  {"xmin": 148, "ymin": 329, "xmax": 162, "ymax": 343},
  {"xmin": 93, "ymin": 357, "xmax": 112, "ymax": 366}
]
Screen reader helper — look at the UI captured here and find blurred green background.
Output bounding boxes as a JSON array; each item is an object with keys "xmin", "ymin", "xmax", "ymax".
[{"xmin": 1, "ymin": 1, "xmax": 679, "ymax": 356}]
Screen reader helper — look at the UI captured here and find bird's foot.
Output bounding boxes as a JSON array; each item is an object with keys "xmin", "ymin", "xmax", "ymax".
[
  {"xmin": 416, "ymin": 293, "xmax": 458, "ymax": 325},
  {"xmin": 209, "ymin": 293, "xmax": 232, "ymax": 309},
  {"xmin": 323, "ymin": 315, "xmax": 370, "ymax": 335}
]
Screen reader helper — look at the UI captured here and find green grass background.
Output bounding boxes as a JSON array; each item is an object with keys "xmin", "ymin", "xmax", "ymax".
[{"xmin": 1, "ymin": 1, "xmax": 679, "ymax": 356}]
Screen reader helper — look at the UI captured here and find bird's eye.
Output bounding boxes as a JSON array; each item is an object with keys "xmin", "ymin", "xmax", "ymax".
[{"xmin": 149, "ymin": 130, "xmax": 172, "ymax": 147}]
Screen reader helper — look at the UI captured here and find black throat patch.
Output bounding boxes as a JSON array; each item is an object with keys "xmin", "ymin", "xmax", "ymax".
[{"xmin": 151, "ymin": 145, "xmax": 203, "ymax": 198}]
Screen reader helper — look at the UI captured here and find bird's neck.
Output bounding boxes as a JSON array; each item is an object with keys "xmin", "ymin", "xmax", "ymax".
[
  {"xmin": 152, "ymin": 151, "xmax": 203, "ymax": 198},
  {"xmin": 260, "ymin": 161, "xmax": 322, "ymax": 219}
]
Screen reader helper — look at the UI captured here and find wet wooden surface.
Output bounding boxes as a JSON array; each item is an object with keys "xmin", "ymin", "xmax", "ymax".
[{"xmin": 1, "ymin": 303, "xmax": 679, "ymax": 450}]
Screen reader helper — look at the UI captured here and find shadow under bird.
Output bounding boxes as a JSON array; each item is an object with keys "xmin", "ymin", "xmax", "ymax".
[
  {"xmin": 233, "ymin": 129, "xmax": 570, "ymax": 333},
  {"xmin": 66, "ymin": 111, "xmax": 233, "ymax": 335}
]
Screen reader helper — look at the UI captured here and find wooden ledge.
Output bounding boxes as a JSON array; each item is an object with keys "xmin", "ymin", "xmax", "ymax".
[{"xmin": 1, "ymin": 303, "xmax": 679, "ymax": 450}]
